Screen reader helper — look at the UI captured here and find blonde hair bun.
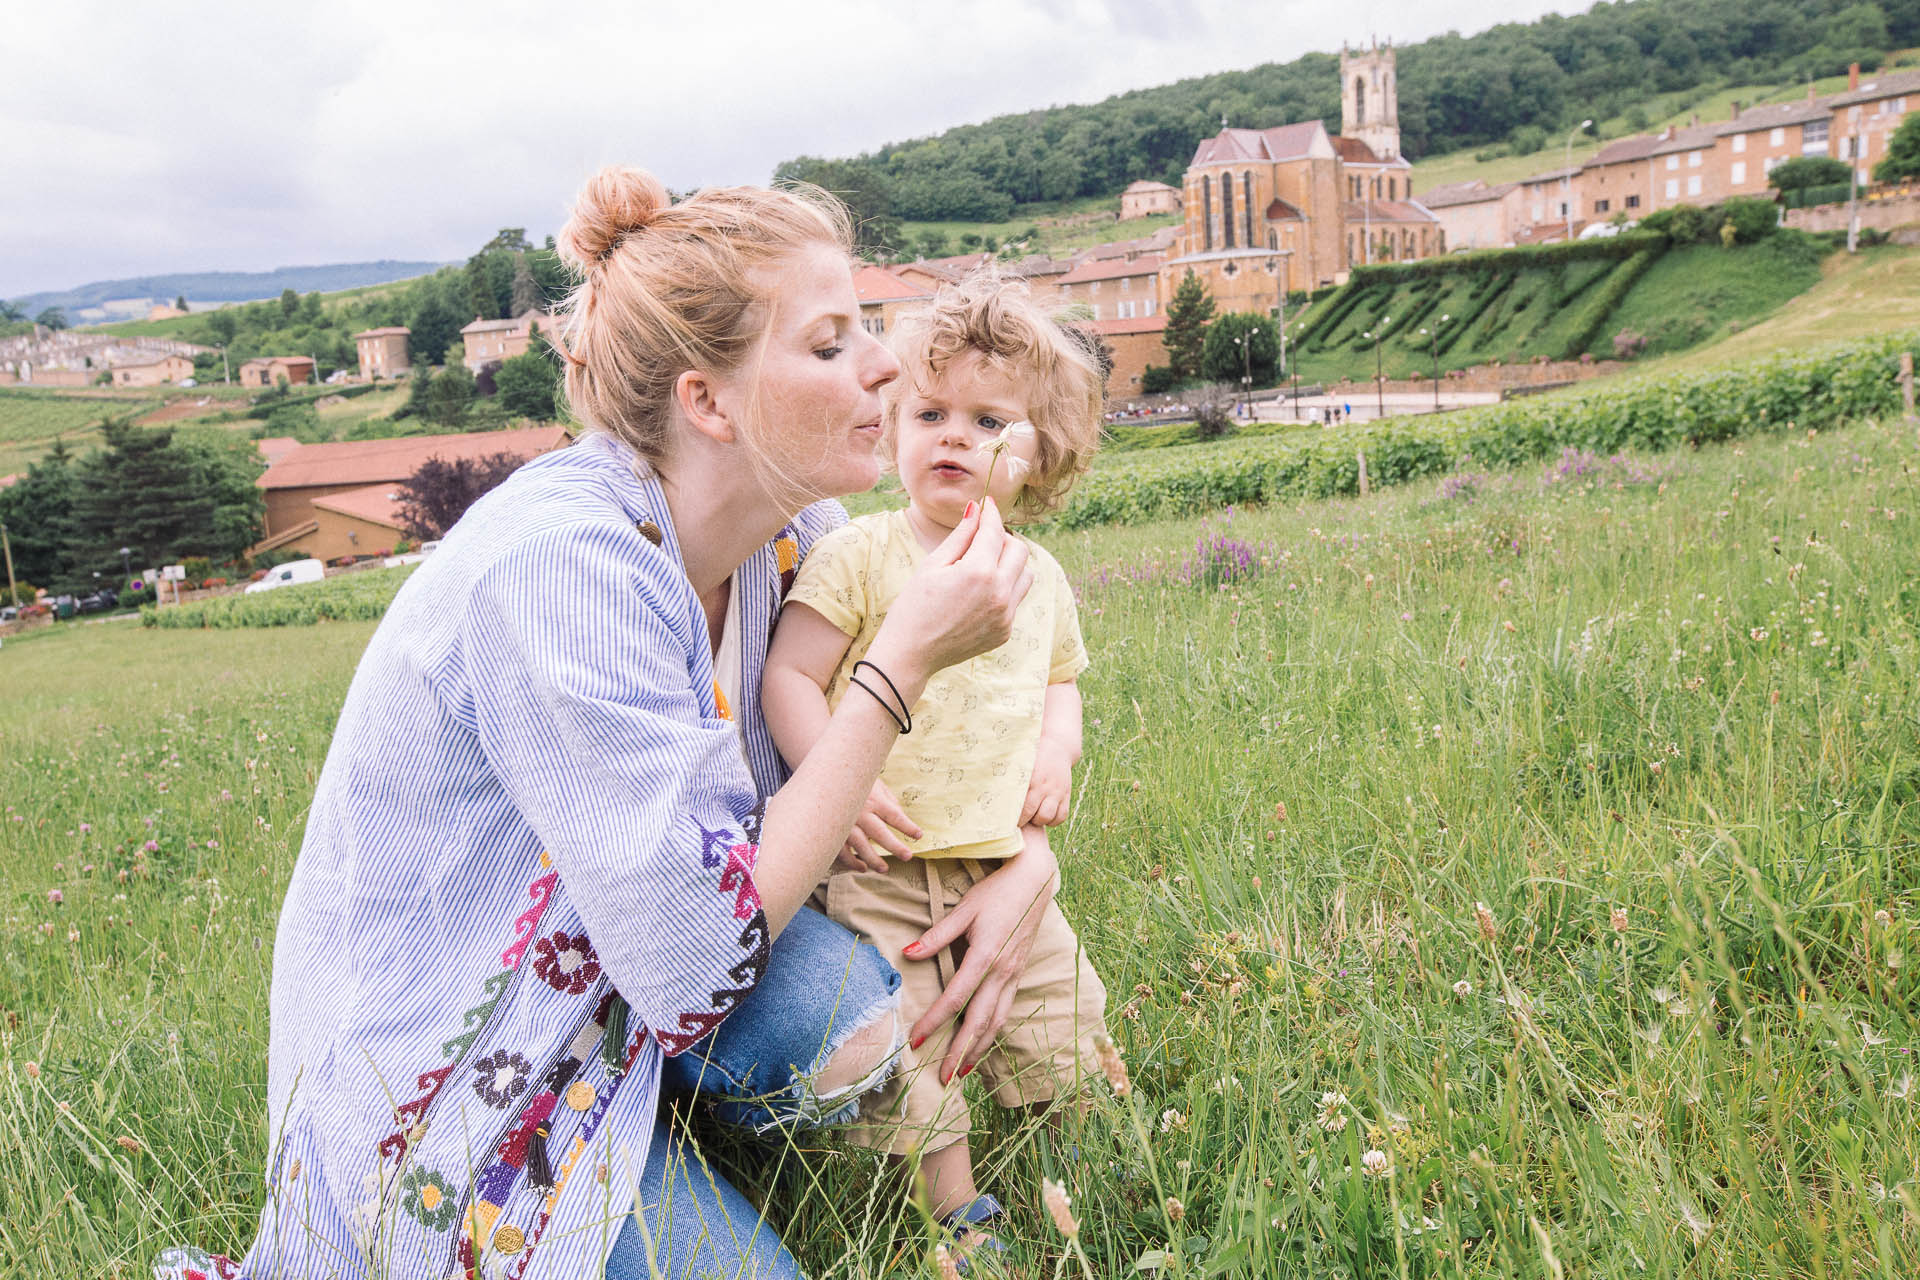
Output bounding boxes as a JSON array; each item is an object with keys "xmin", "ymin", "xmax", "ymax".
[{"xmin": 557, "ymin": 165, "xmax": 670, "ymax": 270}]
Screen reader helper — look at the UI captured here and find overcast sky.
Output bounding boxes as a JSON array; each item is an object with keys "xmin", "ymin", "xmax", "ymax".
[{"xmin": 5, "ymin": 0, "xmax": 1573, "ymax": 298}]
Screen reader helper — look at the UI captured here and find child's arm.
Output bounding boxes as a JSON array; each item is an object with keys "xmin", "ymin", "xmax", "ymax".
[
  {"xmin": 1019, "ymin": 679, "xmax": 1082, "ymax": 827},
  {"xmin": 764, "ymin": 603, "xmax": 923, "ymax": 870}
]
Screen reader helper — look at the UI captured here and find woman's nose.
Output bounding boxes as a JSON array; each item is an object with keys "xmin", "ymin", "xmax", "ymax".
[{"xmin": 862, "ymin": 332, "xmax": 900, "ymax": 391}]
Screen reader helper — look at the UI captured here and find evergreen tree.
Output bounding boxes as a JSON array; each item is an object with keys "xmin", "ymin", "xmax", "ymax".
[
  {"xmin": 493, "ymin": 350, "xmax": 559, "ymax": 420},
  {"xmin": 0, "ymin": 440, "xmax": 77, "ymax": 588},
  {"xmin": 35, "ymin": 307, "xmax": 68, "ymax": 330},
  {"xmin": 64, "ymin": 421, "xmax": 216, "ymax": 588},
  {"xmin": 1875, "ymin": 112, "xmax": 1920, "ymax": 183},
  {"xmin": 1768, "ymin": 156, "xmax": 1852, "ymax": 190},
  {"xmin": 401, "ymin": 366, "xmax": 436, "ymax": 420},
  {"xmin": 409, "ymin": 291, "xmax": 462, "ymax": 368},
  {"xmin": 425, "ymin": 364, "xmax": 477, "ymax": 428},
  {"xmin": 1162, "ymin": 271, "xmax": 1216, "ymax": 380},
  {"xmin": 465, "ymin": 259, "xmax": 498, "ymax": 322},
  {"xmin": 509, "ymin": 255, "xmax": 542, "ymax": 316},
  {"xmin": 1200, "ymin": 312, "xmax": 1279, "ymax": 385},
  {"xmin": 174, "ymin": 295, "xmax": 189, "ymax": 312},
  {"xmin": 279, "ymin": 288, "xmax": 301, "ymax": 321}
]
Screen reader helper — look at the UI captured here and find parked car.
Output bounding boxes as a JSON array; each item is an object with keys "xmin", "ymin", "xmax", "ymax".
[
  {"xmin": 244, "ymin": 558, "xmax": 326, "ymax": 594},
  {"xmin": 0, "ymin": 605, "xmax": 17, "ymax": 623},
  {"xmin": 76, "ymin": 588, "xmax": 119, "ymax": 614}
]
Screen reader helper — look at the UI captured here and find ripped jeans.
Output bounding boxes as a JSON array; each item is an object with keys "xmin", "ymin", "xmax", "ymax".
[{"xmin": 606, "ymin": 905, "xmax": 903, "ymax": 1279}]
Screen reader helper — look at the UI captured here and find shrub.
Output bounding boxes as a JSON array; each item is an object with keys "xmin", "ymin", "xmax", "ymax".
[
  {"xmin": 1140, "ymin": 364, "xmax": 1178, "ymax": 394},
  {"xmin": 1190, "ymin": 385, "xmax": 1238, "ymax": 439},
  {"xmin": 1718, "ymin": 197, "xmax": 1778, "ymax": 244},
  {"xmin": 1612, "ymin": 329, "xmax": 1649, "ymax": 359}
]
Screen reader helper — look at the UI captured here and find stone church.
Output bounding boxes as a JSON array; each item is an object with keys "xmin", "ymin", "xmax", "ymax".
[{"xmin": 1160, "ymin": 40, "xmax": 1443, "ymax": 316}]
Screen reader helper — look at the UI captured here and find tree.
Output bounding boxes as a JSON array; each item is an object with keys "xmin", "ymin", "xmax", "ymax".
[
  {"xmin": 1875, "ymin": 112, "xmax": 1920, "ymax": 184},
  {"xmin": 482, "ymin": 228, "xmax": 533, "ymax": 253},
  {"xmin": 396, "ymin": 451, "xmax": 529, "ymax": 540},
  {"xmin": 409, "ymin": 292, "xmax": 462, "ymax": 368},
  {"xmin": 35, "ymin": 307, "xmax": 68, "ymax": 331},
  {"xmin": 424, "ymin": 364, "xmax": 477, "ymax": 428},
  {"xmin": 279, "ymin": 288, "xmax": 301, "ymax": 321},
  {"xmin": 206, "ymin": 308, "xmax": 238, "ymax": 343},
  {"xmin": 1162, "ymin": 271, "xmax": 1216, "ymax": 381},
  {"xmin": 401, "ymin": 366, "xmax": 436, "ymax": 420},
  {"xmin": 1768, "ymin": 156, "xmax": 1852, "ymax": 191},
  {"xmin": 63, "ymin": 420, "xmax": 218, "ymax": 588},
  {"xmin": 494, "ymin": 350, "xmax": 559, "ymax": 420},
  {"xmin": 0, "ymin": 441, "xmax": 77, "ymax": 588},
  {"xmin": 509, "ymin": 256, "xmax": 542, "ymax": 316},
  {"xmin": 465, "ymin": 259, "xmax": 498, "ymax": 322},
  {"xmin": 0, "ymin": 299, "xmax": 24, "ymax": 323},
  {"xmin": 1200, "ymin": 312, "xmax": 1279, "ymax": 385},
  {"xmin": 173, "ymin": 295, "xmax": 189, "ymax": 312}
]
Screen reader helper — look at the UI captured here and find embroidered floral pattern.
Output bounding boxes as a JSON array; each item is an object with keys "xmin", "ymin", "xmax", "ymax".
[
  {"xmin": 531, "ymin": 930, "xmax": 600, "ymax": 995},
  {"xmin": 401, "ymin": 1165, "xmax": 460, "ymax": 1232},
  {"xmin": 472, "ymin": 1049, "xmax": 533, "ymax": 1108}
]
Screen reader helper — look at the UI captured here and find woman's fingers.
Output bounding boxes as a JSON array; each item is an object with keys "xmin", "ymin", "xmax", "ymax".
[
  {"xmin": 924, "ymin": 499, "xmax": 983, "ymax": 568},
  {"xmin": 956, "ymin": 496, "xmax": 1008, "ymax": 569}
]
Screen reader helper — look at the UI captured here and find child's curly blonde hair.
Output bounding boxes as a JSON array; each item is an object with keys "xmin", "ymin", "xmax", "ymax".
[{"xmin": 881, "ymin": 268, "xmax": 1105, "ymax": 522}]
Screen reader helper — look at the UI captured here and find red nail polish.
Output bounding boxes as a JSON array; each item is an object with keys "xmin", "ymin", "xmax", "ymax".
[
  {"xmin": 964, "ymin": 501, "xmax": 976, "ymax": 519},
  {"xmin": 910, "ymin": 1035, "xmax": 925, "ymax": 1051},
  {"xmin": 959, "ymin": 1063, "xmax": 975, "ymax": 1079},
  {"xmin": 902, "ymin": 941, "xmax": 923, "ymax": 957}
]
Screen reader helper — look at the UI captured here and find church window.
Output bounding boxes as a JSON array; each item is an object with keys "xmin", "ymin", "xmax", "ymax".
[
  {"xmin": 1243, "ymin": 173, "xmax": 1254, "ymax": 248},
  {"xmin": 1268, "ymin": 229, "xmax": 1278, "ymax": 250},
  {"xmin": 1202, "ymin": 179, "xmax": 1213, "ymax": 251},
  {"xmin": 1355, "ymin": 77, "xmax": 1366, "ymax": 120},
  {"xmin": 1221, "ymin": 173, "xmax": 1236, "ymax": 248}
]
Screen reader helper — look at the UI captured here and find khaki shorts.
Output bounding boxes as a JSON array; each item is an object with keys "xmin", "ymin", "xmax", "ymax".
[{"xmin": 817, "ymin": 855, "xmax": 1108, "ymax": 1156}]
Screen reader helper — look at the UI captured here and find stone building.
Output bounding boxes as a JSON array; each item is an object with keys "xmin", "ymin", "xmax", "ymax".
[
  {"xmin": 239, "ymin": 356, "xmax": 315, "ymax": 389},
  {"xmin": 1119, "ymin": 180, "xmax": 1182, "ymax": 219},
  {"xmin": 1420, "ymin": 179, "xmax": 1525, "ymax": 250},
  {"xmin": 459, "ymin": 312, "xmax": 563, "ymax": 373},
  {"xmin": 353, "ymin": 326, "xmax": 411, "ymax": 381},
  {"xmin": 852, "ymin": 264, "xmax": 931, "ymax": 336},
  {"xmin": 111, "ymin": 354, "xmax": 194, "ymax": 386},
  {"xmin": 1052, "ymin": 252, "xmax": 1163, "ymax": 322}
]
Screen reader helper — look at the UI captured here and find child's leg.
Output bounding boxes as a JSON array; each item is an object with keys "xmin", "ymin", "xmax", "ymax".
[
  {"xmin": 974, "ymin": 893, "xmax": 1109, "ymax": 1144},
  {"xmin": 910, "ymin": 1137, "xmax": 982, "ymax": 1218}
]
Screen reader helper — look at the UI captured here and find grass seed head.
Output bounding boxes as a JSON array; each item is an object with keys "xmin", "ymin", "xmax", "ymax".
[
  {"xmin": 934, "ymin": 1243, "xmax": 961, "ymax": 1280},
  {"xmin": 1093, "ymin": 1032, "xmax": 1131, "ymax": 1097},
  {"xmin": 1042, "ymin": 1177, "xmax": 1079, "ymax": 1238},
  {"xmin": 1611, "ymin": 906, "xmax": 1629, "ymax": 933},
  {"xmin": 1165, "ymin": 1196, "xmax": 1185, "ymax": 1222},
  {"xmin": 1474, "ymin": 901, "xmax": 1498, "ymax": 941}
]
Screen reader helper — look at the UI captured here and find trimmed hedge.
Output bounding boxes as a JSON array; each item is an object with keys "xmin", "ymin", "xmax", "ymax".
[
  {"xmin": 1346, "ymin": 232, "xmax": 1665, "ymax": 287},
  {"xmin": 144, "ymin": 564, "xmax": 415, "ymax": 629},
  {"xmin": 1050, "ymin": 331, "xmax": 1915, "ymax": 530},
  {"xmin": 1557, "ymin": 244, "xmax": 1667, "ymax": 359}
]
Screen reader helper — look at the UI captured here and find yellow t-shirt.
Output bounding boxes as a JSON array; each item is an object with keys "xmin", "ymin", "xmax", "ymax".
[{"xmin": 785, "ymin": 508, "xmax": 1089, "ymax": 859}]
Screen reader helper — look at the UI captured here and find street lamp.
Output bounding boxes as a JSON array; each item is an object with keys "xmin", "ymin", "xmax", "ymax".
[
  {"xmin": 1417, "ymin": 313, "xmax": 1450, "ymax": 411},
  {"xmin": 1565, "ymin": 119, "xmax": 1593, "ymax": 242},
  {"xmin": 1232, "ymin": 332, "xmax": 1253, "ymax": 419},
  {"xmin": 1361, "ymin": 315, "xmax": 1392, "ymax": 420}
]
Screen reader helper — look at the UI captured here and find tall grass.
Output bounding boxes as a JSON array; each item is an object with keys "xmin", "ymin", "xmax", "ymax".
[{"xmin": 2, "ymin": 413, "xmax": 1915, "ymax": 1277}]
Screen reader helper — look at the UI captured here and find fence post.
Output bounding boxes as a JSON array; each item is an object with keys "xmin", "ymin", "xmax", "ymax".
[{"xmin": 1357, "ymin": 449, "xmax": 1370, "ymax": 497}]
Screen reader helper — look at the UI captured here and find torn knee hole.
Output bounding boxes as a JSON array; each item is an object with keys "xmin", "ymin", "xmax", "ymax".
[{"xmin": 814, "ymin": 1008, "xmax": 901, "ymax": 1096}]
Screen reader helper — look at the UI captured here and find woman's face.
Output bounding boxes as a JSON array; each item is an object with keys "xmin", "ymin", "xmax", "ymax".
[{"xmin": 727, "ymin": 242, "xmax": 900, "ymax": 502}]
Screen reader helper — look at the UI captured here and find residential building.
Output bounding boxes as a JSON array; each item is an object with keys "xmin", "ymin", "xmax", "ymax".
[
  {"xmin": 852, "ymin": 265, "xmax": 931, "ymax": 336},
  {"xmin": 353, "ymin": 326, "xmax": 412, "ymax": 381},
  {"xmin": 891, "ymin": 252, "xmax": 997, "ymax": 294},
  {"xmin": 1514, "ymin": 167, "xmax": 1585, "ymax": 240},
  {"xmin": 1119, "ymin": 180, "xmax": 1182, "ymax": 219},
  {"xmin": 1577, "ymin": 135, "xmax": 1660, "ymax": 222},
  {"xmin": 146, "ymin": 304, "xmax": 188, "ymax": 322},
  {"xmin": 239, "ymin": 356, "xmax": 316, "ymax": 389},
  {"xmin": 250, "ymin": 425, "xmax": 571, "ymax": 562},
  {"xmin": 459, "ymin": 312, "xmax": 563, "ymax": 373},
  {"xmin": 1420, "ymin": 179, "xmax": 1525, "ymax": 249},
  {"xmin": 1079, "ymin": 315, "xmax": 1169, "ymax": 396},
  {"xmin": 1831, "ymin": 65, "xmax": 1920, "ymax": 186},
  {"xmin": 1052, "ymin": 253, "xmax": 1164, "ymax": 322},
  {"xmin": 111, "ymin": 354, "xmax": 194, "ymax": 386}
]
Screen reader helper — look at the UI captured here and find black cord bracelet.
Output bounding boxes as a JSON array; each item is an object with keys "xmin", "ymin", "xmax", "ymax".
[
  {"xmin": 851, "ymin": 659, "xmax": 911, "ymax": 726},
  {"xmin": 848, "ymin": 674, "xmax": 911, "ymax": 734}
]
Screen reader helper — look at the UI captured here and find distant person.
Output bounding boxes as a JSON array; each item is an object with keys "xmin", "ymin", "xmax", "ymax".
[
  {"xmin": 1343, "ymin": 400, "xmax": 1353, "ymax": 420},
  {"xmin": 764, "ymin": 272, "xmax": 1107, "ymax": 1269},
  {"xmin": 161, "ymin": 166, "xmax": 1064, "ymax": 1280}
]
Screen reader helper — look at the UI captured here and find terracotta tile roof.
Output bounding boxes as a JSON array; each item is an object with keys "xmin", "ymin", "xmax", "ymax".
[
  {"xmin": 900, "ymin": 252, "xmax": 997, "ymax": 283},
  {"xmin": 1123, "ymin": 179, "xmax": 1179, "ymax": 193},
  {"xmin": 1265, "ymin": 196, "xmax": 1306, "ymax": 220},
  {"xmin": 1055, "ymin": 254, "xmax": 1164, "ymax": 285},
  {"xmin": 352, "ymin": 326, "xmax": 412, "ymax": 339},
  {"xmin": 309, "ymin": 482, "xmax": 410, "ymax": 530},
  {"xmin": 1419, "ymin": 180, "xmax": 1517, "ymax": 208},
  {"xmin": 258, "ymin": 425, "xmax": 571, "ymax": 491},
  {"xmin": 1831, "ymin": 68, "xmax": 1920, "ymax": 107},
  {"xmin": 1718, "ymin": 99, "xmax": 1833, "ymax": 133},
  {"xmin": 1080, "ymin": 315, "xmax": 1168, "ymax": 336},
  {"xmin": 241, "ymin": 356, "xmax": 315, "ymax": 370},
  {"xmin": 1340, "ymin": 200, "xmax": 1438, "ymax": 224},
  {"xmin": 853, "ymin": 265, "xmax": 929, "ymax": 304},
  {"xmin": 1192, "ymin": 121, "xmax": 1328, "ymax": 166},
  {"xmin": 1517, "ymin": 167, "xmax": 1580, "ymax": 188},
  {"xmin": 1589, "ymin": 135, "xmax": 1660, "ymax": 166},
  {"xmin": 1650, "ymin": 122, "xmax": 1723, "ymax": 157},
  {"xmin": 461, "ymin": 311, "xmax": 557, "ymax": 336},
  {"xmin": 256, "ymin": 436, "xmax": 301, "ymax": 465}
]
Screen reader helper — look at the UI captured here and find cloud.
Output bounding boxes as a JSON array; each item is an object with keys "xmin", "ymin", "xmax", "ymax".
[{"xmin": 3, "ymin": 0, "xmax": 1569, "ymax": 297}]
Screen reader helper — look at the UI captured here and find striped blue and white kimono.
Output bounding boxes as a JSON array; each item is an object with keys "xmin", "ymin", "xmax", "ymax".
[{"xmin": 165, "ymin": 430, "xmax": 844, "ymax": 1280}]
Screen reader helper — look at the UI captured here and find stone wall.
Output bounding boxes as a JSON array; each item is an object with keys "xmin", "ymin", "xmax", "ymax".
[{"xmin": 1784, "ymin": 188, "xmax": 1920, "ymax": 234}]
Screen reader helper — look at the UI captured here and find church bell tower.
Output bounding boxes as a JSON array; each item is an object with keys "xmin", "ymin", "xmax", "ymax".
[{"xmin": 1340, "ymin": 39, "xmax": 1400, "ymax": 161}]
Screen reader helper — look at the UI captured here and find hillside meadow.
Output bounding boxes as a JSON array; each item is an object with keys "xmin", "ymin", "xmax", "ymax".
[{"xmin": 4, "ymin": 391, "xmax": 1917, "ymax": 1276}]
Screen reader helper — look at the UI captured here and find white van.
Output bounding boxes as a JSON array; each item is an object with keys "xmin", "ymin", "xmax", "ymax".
[{"xmin": 245, "ymin": 558, "xmax": 326, "ymax": 594}]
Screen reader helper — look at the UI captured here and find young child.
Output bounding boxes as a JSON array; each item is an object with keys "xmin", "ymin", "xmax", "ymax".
[{"xmin": 762, "ymin": 271, "xmax": 1107, "ymax": 1261}]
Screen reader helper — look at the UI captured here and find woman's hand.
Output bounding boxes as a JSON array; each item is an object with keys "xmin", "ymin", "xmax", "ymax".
[
  {"xmin": 865, "ymin": 498, "xmax": 1034, "ymax": 685},
  {"xmin": 901, "ymin": 826, "xmax": 1059, "ymax": 1085}
]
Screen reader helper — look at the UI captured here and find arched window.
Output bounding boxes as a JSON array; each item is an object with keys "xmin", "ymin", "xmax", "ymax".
[
  {"xmin": 1243, "ymin": 172, "xmax": 1254, "ymax": 249},
  {"xmin": 1268, "ymin": 228, "xmax": 1278, "ymax": 250},
  {"xmin": 1355, "ymin": 77, "xmax": 1366, "ymax": 121},
  {"xmin": 1202, "ymin": 179, "xmax": 1213, "ymax": 251},
  {"xmin": 1221, "ymin": 173, "xmax": 1235, "ymax": 248}
]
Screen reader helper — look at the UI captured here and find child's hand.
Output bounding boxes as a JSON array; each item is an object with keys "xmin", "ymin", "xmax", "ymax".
[
  {"xmin": 1019, "ymin": 740, "xmax": 1074, "ymax": 827},
  {"xmin": 840, "ymin": 781, "xmax": 922, "ymax": 873}
]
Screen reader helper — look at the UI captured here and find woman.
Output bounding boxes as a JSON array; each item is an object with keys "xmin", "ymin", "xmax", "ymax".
[{"xmin": 165, "ymin": 167, "xmax": 1064, "ymax": 1280}]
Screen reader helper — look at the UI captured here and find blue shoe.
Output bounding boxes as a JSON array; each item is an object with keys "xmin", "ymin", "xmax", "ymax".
[{"xmin": 938, "ymin": 1194, "xmax": 1010, "ymax": 1276}]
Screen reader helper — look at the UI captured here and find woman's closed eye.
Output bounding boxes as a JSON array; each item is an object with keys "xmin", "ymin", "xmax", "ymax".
[{"xmin": 813, "ymin": 345, "xmax": 845, "ymax": 361}]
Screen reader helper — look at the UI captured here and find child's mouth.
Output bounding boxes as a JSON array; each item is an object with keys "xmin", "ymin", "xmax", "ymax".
[{"xmin": 932, "ymin": 461, "xmax": 971, "ymax": 479}]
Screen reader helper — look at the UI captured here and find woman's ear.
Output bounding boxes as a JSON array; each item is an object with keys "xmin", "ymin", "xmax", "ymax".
[{"xmin": 674, "ymin": 368, "xmax": 737, "ymax": 446}]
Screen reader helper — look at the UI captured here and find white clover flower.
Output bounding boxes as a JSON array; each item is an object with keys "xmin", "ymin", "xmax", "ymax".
[{"xmin": 1361, "ymin": 1149, "xmax": 1391, "ymax": 1177}]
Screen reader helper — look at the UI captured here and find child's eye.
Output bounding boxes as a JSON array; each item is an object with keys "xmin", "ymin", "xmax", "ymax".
[
  {"xmin": 917, "ymin": 409, "xmax": 943, "ymax": 423},
  {"xmin": 977, "ymin": 415, "xmax": 1005, "ymax": 432},
  {"xmin": 813, "ymin": 346, "xmax": 844, "ymax": 361}
]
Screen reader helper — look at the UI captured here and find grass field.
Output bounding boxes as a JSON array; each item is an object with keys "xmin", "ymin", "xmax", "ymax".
[{"xmin": 4, "ymin": 399, "xmax": 1916, "ymax": 1277}]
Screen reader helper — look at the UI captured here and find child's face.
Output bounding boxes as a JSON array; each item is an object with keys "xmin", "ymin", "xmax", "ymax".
[{"xmin": 891, "ymin": 349, "xmax": 1040, "ymax": 528}]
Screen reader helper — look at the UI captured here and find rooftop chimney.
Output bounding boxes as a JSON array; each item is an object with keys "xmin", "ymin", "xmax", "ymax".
[
  {"xmin": 1849, "ymin": 62, "xmax": 1861, "ymax": 92},
  {"xmin": 1690, "ymin": 113, "xmax": 1701, "ymax": 127},
  {"xmin": 1808, "ymin": 81, "xmax": 1817, "ymax": 103},
  {"xmin": 1730, "ymin": 100, "xmax": 1742, "ymax": 120}
]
